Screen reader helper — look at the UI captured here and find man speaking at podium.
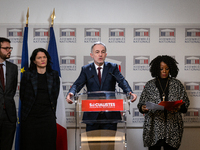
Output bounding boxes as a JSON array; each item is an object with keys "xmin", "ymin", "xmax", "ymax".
[{"xmin": 66, "ymin": 41, "xmax": 137, "ymax": 149}]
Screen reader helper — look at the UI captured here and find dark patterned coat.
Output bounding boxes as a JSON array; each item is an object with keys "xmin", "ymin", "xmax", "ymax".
[
  {"xmin": 137, "ymin": 78, "xmax": 190, "ymax": 148},
  {"xmin": 20, "ymin": 69, "xmax": 60, "ymax": 121}
]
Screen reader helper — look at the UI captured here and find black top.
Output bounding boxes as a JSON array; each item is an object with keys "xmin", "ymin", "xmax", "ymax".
[{"xmin": 28, "ymin": 73, "xmax": 52, "ymax": 117}]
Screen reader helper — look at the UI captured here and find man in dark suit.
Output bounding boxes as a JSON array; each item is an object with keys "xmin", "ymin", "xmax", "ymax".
[
  {"xmin": 66, "ymin": 41, "xmax": 137, "ymax": 149},
  {"xmin": 66, "ymin": 41, "xmax": 137, "ymax": 129},
  {"xmin": 0, "ymin": 37, "xmax": 18, "ymax": 150}
]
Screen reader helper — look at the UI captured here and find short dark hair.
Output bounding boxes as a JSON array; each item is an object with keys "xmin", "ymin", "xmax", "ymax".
[
  {"xmin": 0, "ymin": 37, "xmax": 11, "ymax": 46},
  {"xmin": 149, "ymin": 55, "xmax": 179, "ymax": 78},
  {"xmin": 91, "ymin": 41, "xmax": 107, "ymax": 52},
  {"xmin": 29, "ymin": 48, "xmax": 53, "ymax": 72}
]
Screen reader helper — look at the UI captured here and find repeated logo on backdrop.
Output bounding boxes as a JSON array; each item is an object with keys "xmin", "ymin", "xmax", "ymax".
[
  {"xmin": 7, "ymin": 28, "xmax": 23, "ymax": 43},
  {"xmin": 65, "ymin": 108, "xmax": 75, "ymax": 124},
  {"xmin": 184, "ymin": 56, "xmax": 200, "ymax": 71},
  {"xmin": 159, "ymin": 28, "xmax": 176, "ymax": 43},
  {"xmin": 132, "ymin": 82, "xmax": 146, "ymax": 97},
  {"xmin": 185, "ymin": 82, "xmax": 200, "ymax": 97},
  {"xmin": 60, "ymin": 56, "xmax": 76, "ymax": 71},
  {"xmin": 84, "ymin": 28, "xmax": 101, "ymax": 43},
  {"xmin": 133, "ymin": 56, "xmax": 150, "ymax": 71},
  {"xmin": 183, "ymin": 108, "xmax": 200, "ymax": 125},
  {"xmin": 62, "ymin": 82, "xmax": 73, "ymax": 97},
  {"xmin": 59, "ymin": 28, "xmax": 76, "ymax": 43},
  {"xmin": 108, "ymin": 28, "xmax": 125, "ymax": 43},
  {"xmin": 33, "ymin": 28, "xmax": 49, "ymax": 43},
  {"xmin": 185, "ymin": 28, "xmax": 200, "ymax": 43},
  {"xmin": 132, "ymin": 108, "xmax": 144, "ymax": 125},
  {"xmin": 133, "ymin": 28, "xmax": 150, "ymax": 43}
]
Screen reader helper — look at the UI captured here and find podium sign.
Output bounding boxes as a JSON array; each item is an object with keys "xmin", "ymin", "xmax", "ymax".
[{"xmin": 82, "ymin": 99, "xmax": 124, "ymax": 111}]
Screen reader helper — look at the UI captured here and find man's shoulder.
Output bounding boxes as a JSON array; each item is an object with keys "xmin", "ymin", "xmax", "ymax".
[
  {"xmin": 104, "ymin": 62, "xmax": 117, "ymax": 67},
  {"xmin": 83, "ymin": 62, "xmax": 94, "ymax": 69},
  {"xmin": 6, "ymin": 60, "xmax": 17, "ymax": 67}
]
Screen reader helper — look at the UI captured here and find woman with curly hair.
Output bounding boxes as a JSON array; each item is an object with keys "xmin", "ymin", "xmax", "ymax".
[{"xmin": 137, "ymin": 55, "xmax": 190, "ymax": 150}]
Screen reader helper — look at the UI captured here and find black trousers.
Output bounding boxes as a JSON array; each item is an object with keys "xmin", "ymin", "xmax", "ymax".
[
  {"xmin": 149, "ymin": 140, "xmax": 178, "ymax": 150},
  {"xmin": 0, "ymin": 109, "xmax": 16, "ymax": 150}
]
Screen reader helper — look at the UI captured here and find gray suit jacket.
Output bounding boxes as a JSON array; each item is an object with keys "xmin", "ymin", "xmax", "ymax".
[{"xmin": 0, "ymin": 61, "xmax": 18, "ymax": 122}]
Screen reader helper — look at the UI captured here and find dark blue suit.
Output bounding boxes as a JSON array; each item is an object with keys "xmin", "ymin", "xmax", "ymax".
[{"xmin": 69, "ymin": 62, "xmax": 133, "ymax": 131}]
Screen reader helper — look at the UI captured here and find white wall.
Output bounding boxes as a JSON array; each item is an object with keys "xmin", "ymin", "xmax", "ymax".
[
  {"xmin": 1, "ymin": 1, "xmax": 200, "ymax": 150},
  {"xmin": 0, "ymin": 0, "xmax": 200, "ymax": 24}
]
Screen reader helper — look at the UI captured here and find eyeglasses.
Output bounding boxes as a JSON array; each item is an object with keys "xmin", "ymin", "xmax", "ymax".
[{"xmin": 0, "ymin": 47, "xmax": 13, "ymax": 51}]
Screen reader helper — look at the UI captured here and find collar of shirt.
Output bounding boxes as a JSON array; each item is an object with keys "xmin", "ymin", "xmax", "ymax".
[
  {"xmin": 0, "ymin": 61, "xmax": 6, "ymax": 70},
  {"xmin": 0, "ymin": 61, "xmax": 6, "ymax": 65},
  {"xmin": 94, "ymin": 63, "xmax": 104, "ymax": 76}
]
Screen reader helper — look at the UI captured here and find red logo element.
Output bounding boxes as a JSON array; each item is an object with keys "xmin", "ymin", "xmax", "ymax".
[{"xmin": 82, "ymin": 99, "xmax": 123, "ymax": 111}]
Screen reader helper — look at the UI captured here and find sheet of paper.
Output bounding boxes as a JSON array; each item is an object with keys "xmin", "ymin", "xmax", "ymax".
[{"xmin": 146, "ymin": 102, "xmax": 164, "ymax": 110}]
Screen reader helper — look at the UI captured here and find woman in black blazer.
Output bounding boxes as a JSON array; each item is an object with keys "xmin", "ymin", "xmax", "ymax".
[{"xmin": 20, "ymin": 48, "xmax": 60, "ymax": 150}]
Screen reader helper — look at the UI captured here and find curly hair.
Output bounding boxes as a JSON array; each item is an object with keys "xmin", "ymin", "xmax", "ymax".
[
  {"xmin": 29, "ymin": 48, "xmax": 53, "ymax": 72},
  {"xmin": 149, "ymin": 55, "xmax": 179, "ymax": 78}
]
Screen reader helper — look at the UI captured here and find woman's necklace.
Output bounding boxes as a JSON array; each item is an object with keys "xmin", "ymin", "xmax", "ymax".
[{"xmin": 157, "ymin": 78, "xmax": 169, "ymax": 101}]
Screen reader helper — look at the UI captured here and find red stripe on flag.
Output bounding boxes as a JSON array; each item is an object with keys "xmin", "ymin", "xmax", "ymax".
[
  {"xmin": 119, "ymin": 65, "xmax": 121, "ymax": 72},
  {"xmin": 56, "ymin": 123, "xmax": 68, "ymax": 150}
]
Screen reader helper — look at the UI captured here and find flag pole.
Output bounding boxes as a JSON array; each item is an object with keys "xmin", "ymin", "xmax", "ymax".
[
  {"xmin": 51, "ymin": 8, "xmax": 56, "ymax": 27},
  {"xmin": 15, "ymin": 7, "xmax": 29, "ymax": 150},
  {"xmin": 48, "ymin": 9, "xmax": 68, "ymax": 150},
  {"xmin": 26, "ymin": 7, "xmax": 29, "ymax": 27}
]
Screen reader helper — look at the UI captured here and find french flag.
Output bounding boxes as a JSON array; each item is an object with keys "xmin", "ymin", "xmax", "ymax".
[{"xmin": 48, "ymin": 26, "xmax": 68, "ymax": 150}]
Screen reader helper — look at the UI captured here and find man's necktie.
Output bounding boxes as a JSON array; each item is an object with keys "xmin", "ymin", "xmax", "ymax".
[
  {"xmin": 0, "ymin": 64, "xmax": 5, "ymax": 91},
  {"xmin": 97, "ymin": 67, "xmax": 102, "ymax": 85}
]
